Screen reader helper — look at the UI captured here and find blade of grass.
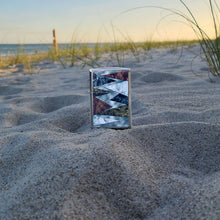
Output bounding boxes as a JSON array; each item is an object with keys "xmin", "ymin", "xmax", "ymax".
[{"xmin": 119, "ymin": 1, "xmax": 220, "ymax": 77}]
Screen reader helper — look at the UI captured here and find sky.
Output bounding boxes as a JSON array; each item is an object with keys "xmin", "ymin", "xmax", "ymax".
[{"xmin": 0, "ymin": 0, "xmax": 215, "ymax": 44}]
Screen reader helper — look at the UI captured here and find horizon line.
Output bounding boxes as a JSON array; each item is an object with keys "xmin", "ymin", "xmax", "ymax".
[{"xmin": 0, "ymin": 39, "xmax": 200, "ymax": 45}]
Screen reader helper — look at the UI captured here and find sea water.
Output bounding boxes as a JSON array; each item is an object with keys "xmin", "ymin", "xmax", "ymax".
[
  {"xmin": 0, "ymin": 43, "xmax": 100, "ymax": 56},
  {"xmin": 0, "ymin": 44, "xmax": 53, "ymax": 56}
]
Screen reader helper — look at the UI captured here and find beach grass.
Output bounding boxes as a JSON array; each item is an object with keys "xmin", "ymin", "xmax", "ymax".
[
  {"xmin": 158, "ymin": 0, "xmax": 220, "ymax": 78},
  {"xmin": 121, "ymin": 0, "xmax": 220, "ymax": 78},
  {"xmin": 178, "ymin": 0, "xmax": 220, "ymax": 78},
  {"xmin": 0, "ymin": 39, "xmax": 199, "ymax": 71},
  {"xmin": 0, "ymin": 52, "xmax": 48, "ymax": 71}
]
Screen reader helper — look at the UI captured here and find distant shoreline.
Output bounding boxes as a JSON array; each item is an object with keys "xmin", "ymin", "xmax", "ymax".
[
  {"xmin": 0, "ymin": 40, "xmax": 199, "ymax": 57},
  {"xmin": 0, "ymin": 40, "xmax": 200, "ymax": 70}
]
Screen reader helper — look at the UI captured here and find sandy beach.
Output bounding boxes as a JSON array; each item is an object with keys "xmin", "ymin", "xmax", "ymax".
[{"xmin": 0, "ymin": 45, "xmax": 219, "ymax": 219}]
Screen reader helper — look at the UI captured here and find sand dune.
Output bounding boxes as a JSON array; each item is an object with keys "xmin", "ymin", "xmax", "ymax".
[{"xmin": 0, "ymin": 45, "xmax": 220, "ymax": 219}]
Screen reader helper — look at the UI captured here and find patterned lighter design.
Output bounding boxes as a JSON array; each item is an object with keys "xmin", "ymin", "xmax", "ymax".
[{"xmin": 90, "ymin": 67, "xmax": 132, "ymax": 128}]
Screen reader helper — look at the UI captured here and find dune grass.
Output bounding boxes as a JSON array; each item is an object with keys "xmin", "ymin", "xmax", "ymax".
[
  {"xmin": 159, "ymin": 0, "xmax": 220, "ymax": 78},
  {"xmin": 178, "ymin": 0, "xmax": 220, "ymax": 77},
  {"xmin": 0, "ymin": 51, "xmax": 49, "ymax": 73},
  {"xmin": 0, "ymin": 40, "xmax": 198, "ymax": 72},
  {"xmin": 121, "ymin": 0, "xmax": 220, "ymax": 78}
]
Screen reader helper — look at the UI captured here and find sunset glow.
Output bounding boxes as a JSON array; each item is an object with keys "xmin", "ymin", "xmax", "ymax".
[{"xmin": 0, "ymin": 0, "xmax": 214, "ymax": 43}]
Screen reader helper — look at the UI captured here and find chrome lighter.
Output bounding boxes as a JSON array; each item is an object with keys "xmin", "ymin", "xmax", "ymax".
[{"xmin": 90, "ymin": 67, "xmax": 132, "ymax": 128}]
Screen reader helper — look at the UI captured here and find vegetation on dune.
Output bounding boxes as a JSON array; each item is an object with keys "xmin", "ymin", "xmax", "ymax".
[
  {"xmin": 0, "ymin": 39, "xmax": 199, "ymax": 73},
  {"xmin": 160, "ymin": 0, "xmax": 220, "ymax": 78},
  {"xmin": 178, "ymin": 0, "xmax": 220, "ymax": 78},
  {"xmin": 0, "ymin": 40, "xmax": 191, "ymax": 73},
  {"xmin": 121, "ymin": 0, "xmax": 220, "ymax": 78},
  {"xmin": 0, "ymin": 51, "xmax": 48, "ymax": 73}
]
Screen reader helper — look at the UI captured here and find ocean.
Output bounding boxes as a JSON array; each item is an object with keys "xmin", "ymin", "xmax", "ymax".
[{"xmin": 0, "ymin": 43, "xmax": 99, "ymax": 56}]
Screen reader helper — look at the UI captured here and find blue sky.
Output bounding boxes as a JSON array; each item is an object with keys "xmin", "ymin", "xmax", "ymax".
[{"xmin": 0, "ymin": 0, "xmax": 213, "ymax": 43}]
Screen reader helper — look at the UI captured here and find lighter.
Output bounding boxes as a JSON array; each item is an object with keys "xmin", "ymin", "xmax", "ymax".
[{"xmin": 90, "ymin": 67, "xmax": 132, "ymax": 128}]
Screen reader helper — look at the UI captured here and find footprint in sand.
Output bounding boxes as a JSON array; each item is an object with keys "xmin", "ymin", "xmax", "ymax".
[
  {"xmin": 0, "ymin": 86, "xmax": 22, "ymax": 96},
  {"xmin": 30, "ymin": 95, "xmax": 87, "ymax": 113},
  {"xmin": 49, "ymin": 105, "xmax": 90, "ymax": 133},
  {"xmin": 3, "ymin": 111, "xmax": 40, "ymax": 127},
  {"xmin": 141, "ymin": 72, "xmax": 184, "ymax": 83}
]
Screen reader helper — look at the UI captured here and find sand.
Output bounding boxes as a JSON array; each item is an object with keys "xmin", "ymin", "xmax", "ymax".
[{"xmin": 0, "ymin": 45, "xmax": 219, "ymax": 219}]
